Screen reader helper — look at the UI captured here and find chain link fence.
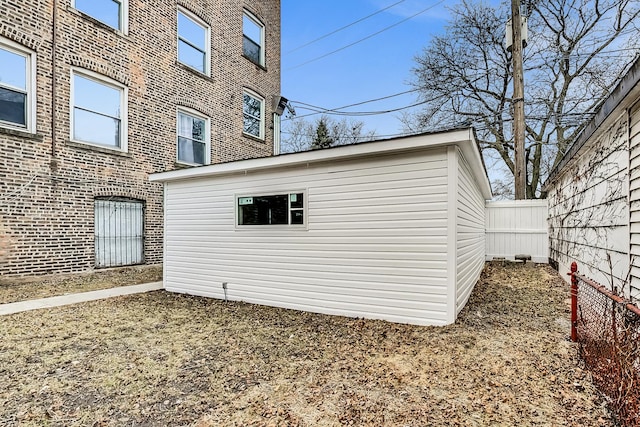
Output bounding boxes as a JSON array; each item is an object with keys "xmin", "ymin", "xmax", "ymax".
[{"xmin": 572, "ymin": 270, "xmax": 640, "ymax": 426}]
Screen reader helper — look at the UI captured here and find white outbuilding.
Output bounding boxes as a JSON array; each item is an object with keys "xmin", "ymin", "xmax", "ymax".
[{"xmin": 150, "ymin": 128, "xmax": 492, "ymax": 326}]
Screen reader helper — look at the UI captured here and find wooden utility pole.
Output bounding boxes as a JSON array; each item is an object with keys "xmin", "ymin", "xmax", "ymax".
[{"xmin": 511, "ymin": 0, "xmax": 526, "ymax": 199}]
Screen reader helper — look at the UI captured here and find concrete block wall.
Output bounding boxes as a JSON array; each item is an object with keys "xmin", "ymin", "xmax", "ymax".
[{"xmin": 0, "ymin": 0, "xmax": 281, "ymax": 277}]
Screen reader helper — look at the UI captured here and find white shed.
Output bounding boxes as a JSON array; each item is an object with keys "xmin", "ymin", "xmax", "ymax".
[{"xmin": 150, "ymin": 129, "xmax": 492, "ymax": 326}]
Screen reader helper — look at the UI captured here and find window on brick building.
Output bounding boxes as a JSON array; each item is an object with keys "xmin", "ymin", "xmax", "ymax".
[
  {"xmin": 73, "ymin": 0, "xmax": 127, "ymax": 33},
  {"xmin": 177, "ymin": 108, "xmax": 209, "ymax": 165},
  {"xmin": 0, "ymin": 39, "xmax": 35, "ymax": 132},
  {"xmin": 178, "ymin": 8, "xmax": 210, "ymax": 75},
  {"xmin": 71, "ymin": 71, "xmax": 127, "ymax": 150},
  {"xmin": 243, "ymin": 11, "xmax": 265, "ymax": 66},
  {"xmin": 243, "ymin": 89, "xmax": 264, "ymax": 140},
  {"xmin": 95, "ymin": 198, "xmax": 144, "ymax": 267}
]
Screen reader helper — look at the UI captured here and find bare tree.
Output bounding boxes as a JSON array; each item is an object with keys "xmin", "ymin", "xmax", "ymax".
[
  {"xmin": 406, "ymin": 0, "xmax": 639, "ymax": 197},
  {"xmin": 281, "ymin": 115, "xmax": 377, "ymax": 153}
]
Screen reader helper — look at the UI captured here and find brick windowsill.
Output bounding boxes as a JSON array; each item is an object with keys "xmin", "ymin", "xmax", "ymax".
[
  {"xmin": 0, "ymin": 126, "xmax": 44, "ymax": 141},
  {"xmin": 65, "ymin": 140, "xmax": 133, "ymax": 158}
]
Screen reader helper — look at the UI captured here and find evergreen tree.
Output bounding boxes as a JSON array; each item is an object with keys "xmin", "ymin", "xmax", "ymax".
[{"xmin": 311, "ymin": 117, "xmax": 335, "ymax": 149}]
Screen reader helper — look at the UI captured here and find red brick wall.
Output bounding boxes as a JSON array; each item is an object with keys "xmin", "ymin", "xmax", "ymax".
[{"xmin": 0, "ymin": 0, "xmax": 281, "ymax": 277}]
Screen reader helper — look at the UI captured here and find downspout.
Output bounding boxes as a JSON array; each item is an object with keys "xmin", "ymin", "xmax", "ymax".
[
  {"xmin": 50, "ymin": 0, "xmax": 58, "ymax": 170},
  {"xmin": 273, "ymin": 113, "xmax": 281, "ymax": 155}
]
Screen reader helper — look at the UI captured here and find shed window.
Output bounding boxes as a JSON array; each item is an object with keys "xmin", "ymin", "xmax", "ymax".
[{"xmin": 238, "ymin": 193, "xmax": 304, "ymax": 226}]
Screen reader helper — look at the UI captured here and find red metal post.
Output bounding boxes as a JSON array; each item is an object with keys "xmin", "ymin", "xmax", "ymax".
[{"xmin": 568, "ymin": 262, "xmax": 578, "ymax": 342}]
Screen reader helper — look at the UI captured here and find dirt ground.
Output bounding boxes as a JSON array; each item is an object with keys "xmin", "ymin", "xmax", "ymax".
[
  {"xmin": 0, "ymin": 262, "xmax": 611, "ymax": 426},
  {"xmin": 0, "ymin": 265, "xmax": 162, "ymax": 304}
]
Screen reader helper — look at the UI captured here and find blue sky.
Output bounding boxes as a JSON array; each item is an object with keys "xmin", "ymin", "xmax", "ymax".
[{"xmin": 281, "ymin": 0, "xmax": 467, "ymax": 138}]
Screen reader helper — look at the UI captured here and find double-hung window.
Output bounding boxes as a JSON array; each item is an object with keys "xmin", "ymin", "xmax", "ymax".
[
  {"xmin": 178, "ymin": 8, "xmax": 210, "ymax": 75},
  {"xmin": 242, "ymin": 89, "xmax": 264, "ymax": 140},
  {"xmin": 237, "ymin": 192, "xmax": 305, "ymax": 226},
  {"xmin": 73, "ymin": 0, "xmax": 128, "ymax": 33},
  {"xmin": 243, "ymin": 11, "xmax": 265, "ymax": 66},
  {"xmin": 0, "ymin": 39, "xmax": 35, "ymax": 132},
  {"xmin": 177, "ymin": 109, "xmax": 209, "ymax": 165},
  {"xmin": 72, "ymin": 71, "xmax": 127, "ymax": 150}
]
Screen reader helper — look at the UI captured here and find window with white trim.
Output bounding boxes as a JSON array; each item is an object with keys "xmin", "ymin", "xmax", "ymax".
[
  {"xmin": 0, "ymin": 39, "xmax": 35, "ymax": 132},
  {"xmin": 177, "ymin": 108, "xmax": 209, "ymax": 165},
  {"xmin": 73, "ymin": 0, "xmax": 127, "ymax": 32},
  {"xmin": 72, "ymin": 71, "xmax": 127, "ymax": 149},
  {"xmin": 238, "ymin": 193, "xmax": 305, "ymax": 226},
  {"xmin": 243, "ymin": 11, "xmax": 265, "ymax": 66},
  {"xmin": 242, "ymin": 90, "xmax": 264, "ymax": 139},
  {"xmin": 178, "ymin": 8, "xmax": 210, "ymax": 75}
]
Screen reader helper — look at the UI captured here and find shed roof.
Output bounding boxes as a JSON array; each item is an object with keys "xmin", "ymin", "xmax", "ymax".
[
  {"xmin": 150, "ymin": 128, "xmax": 493, "ymax": 199},
  {"xmin": 544, "ymin": 57, "xmax": 640, "ymax": 188}
]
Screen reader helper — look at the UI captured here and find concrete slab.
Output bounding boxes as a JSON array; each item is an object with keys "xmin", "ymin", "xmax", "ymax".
[{"xmin": 0, "ymin": 281, "xmax": 164, "ymax": 316}]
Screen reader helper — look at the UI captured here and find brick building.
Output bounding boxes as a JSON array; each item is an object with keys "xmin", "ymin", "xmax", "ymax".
[{"xmin": 0, "ymin": 0, "xmax": 282, "ymax": 277}]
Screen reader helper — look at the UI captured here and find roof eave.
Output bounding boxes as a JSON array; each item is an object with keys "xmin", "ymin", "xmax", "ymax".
[
  {"xmin": 543, "ymin": 57, "xmax": 640, "ymax": 189},
  {"xmin": 151, "ymin": 128, "xmax": 492, "ymax": 199}
]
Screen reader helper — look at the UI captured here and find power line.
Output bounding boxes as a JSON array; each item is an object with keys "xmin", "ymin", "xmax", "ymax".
[
  {"xmin": 289, "ymin": 88, "xmax": 420, "ymax": 113},
  {"xmin": 286, "ymin": 0, "xmax": 447, "ymax": 71},
  {"xmin": 285, "ymin": 0, "xmax": 406, "ymax": 55},
  {"xmin": 284, "ymin": 75, "xmax": 488, "ymax": 120},
  {"xmin": 286, "ymin": 98, "xmax": 432, "ymax": 120}
]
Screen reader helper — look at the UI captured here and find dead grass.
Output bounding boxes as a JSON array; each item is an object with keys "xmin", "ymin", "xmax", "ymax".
[
  {"xmin": 0, "ymin": 262, "xmax": 612, "ymax": 426},
  {"xmin": 0, "ymin": 265, "xmax": 162, "ymax": 304}
]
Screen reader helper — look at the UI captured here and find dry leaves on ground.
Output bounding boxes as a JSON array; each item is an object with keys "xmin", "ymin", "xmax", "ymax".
[{"xmin": 0, "ymin": 262, "xmax": 611, "ymax": 426}]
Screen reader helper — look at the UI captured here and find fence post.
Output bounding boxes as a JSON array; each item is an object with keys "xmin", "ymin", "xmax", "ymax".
[{"xmin": 567, "ymin": 261, "xmax": 578, "ymax": 342}]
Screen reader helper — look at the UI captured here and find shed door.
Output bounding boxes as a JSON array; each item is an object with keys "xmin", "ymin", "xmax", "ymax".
[{"xmin": 95, "ymin": 198, "xmax": 144, "ymax": 267}]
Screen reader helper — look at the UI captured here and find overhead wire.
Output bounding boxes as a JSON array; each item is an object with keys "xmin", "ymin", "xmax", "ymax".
[
  {"xmin": 283, "ymin": 7, "xmax": 637, "ymax": 127},
  {"xmin": 286, "ymin": 0, "xmax": 447, "ymax": 71},
  {"xmin": 284, "ymin": 76, "xmax": 487, "ymax": 120},
  {"xmin": 285, "ymin": 88, "xmax": 423, "ymax": 120},
  {"xmin": 284, "ymin": 0, "xmax": 406, "ymax": 55}
]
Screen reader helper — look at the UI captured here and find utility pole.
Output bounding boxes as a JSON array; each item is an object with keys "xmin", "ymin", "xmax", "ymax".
[{"xmin": 511, "ymin": 0, "xmax": 526, "ymax": 199}]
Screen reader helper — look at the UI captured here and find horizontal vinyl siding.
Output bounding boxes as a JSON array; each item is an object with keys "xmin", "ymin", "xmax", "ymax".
[
  {"xmin": 456, "ymin": 150, "xmax": 485, "ymax": 314},
  {"xmin": 630, "ymin": 101, "xmax": 640, "ymax": 301},
  {"xmin": 163, "ymin": 148, "xmax": 451, "ymax": 325},
  {"xmin": 547, "ymin": 113, "xmax": 629, "ymax": 292}
]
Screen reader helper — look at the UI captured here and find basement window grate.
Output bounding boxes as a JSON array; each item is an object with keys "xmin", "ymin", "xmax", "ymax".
[{"xmin": 94, "ymin": 197, "xmax": 144, "ymax": 267}]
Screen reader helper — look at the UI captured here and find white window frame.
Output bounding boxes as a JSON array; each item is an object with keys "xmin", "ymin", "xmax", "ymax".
[
  {"xmin": 242, "ymin": 89, "xmax": 265, "ymax": 140},
  {"xmin": 70, "ymin": 68, "xmax": 128, "ymax": 152},
  {"xmin": 0, "ymin": 38, "xmax": 36, "ymax": 133},
  {"xmin": 72, "ymin": 0, "xmax": 129, "ymax": 34},
  {"xmin": 243, "ymin": 10, "xmax": 265, "ymax": 66},
  {"xmin": 177, "ymin": 7, "xmax": 211, "ymax": 76},
  {"xmin": 235, "ymin": 191, "xmax": 307, "ymax": 230},
  {"xmin": 176, "ymin": 107, "xmax": 210, "ymax": 166}
]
